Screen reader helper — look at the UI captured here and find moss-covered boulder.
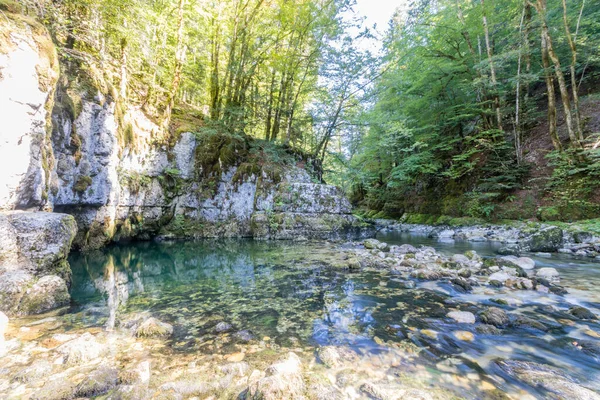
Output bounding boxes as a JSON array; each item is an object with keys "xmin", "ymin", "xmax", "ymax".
[
  {"xmin": 0, "ymin": 211, "xmax": 77, "ymax": 316},
  {"xmin": 525, "ymin": 226, "xmax": 564, "ymax": 252}
]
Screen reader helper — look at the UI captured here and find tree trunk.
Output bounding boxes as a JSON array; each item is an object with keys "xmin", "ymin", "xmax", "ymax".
[
  {"xmin": 209, "ymin": 17, "xmax": 221, "ymax": 120},
  {"xmin": 541, "ymin": 32, "xmax": 562, "ymax": 151},
  {"xmin": 515, "ymin": 4, "xmax": 527, "ymax": 163},
  {"xmin": 119, "ymin": 36, "xmax": 128, "ymax": 100},
  {"xmin": 162, "ymin": 0, "xmax": 186, "ymax": 133},
  {"xmin": 562, "ymin": 0, "xmax": 585, "ymax": 142},
  {"xmin": 481, "ymin": 0, "xmax": 503, "ymax": 131},
  {"xmin": 265, "ymin": 69, "xmax": 276, "ymax": 140},
  {"xmin": 532, "ymin": 0, "xmax": 580, "ymax": 148}
]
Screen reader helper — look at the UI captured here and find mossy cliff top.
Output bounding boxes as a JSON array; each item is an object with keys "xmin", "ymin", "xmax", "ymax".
[{"xmin": 193, "ymin": 131, "xmax": 320, "ymax": 186}]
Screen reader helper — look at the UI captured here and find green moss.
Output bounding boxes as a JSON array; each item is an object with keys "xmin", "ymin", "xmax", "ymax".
[
  {"xmin": 120, "ymin": 171, "xmax": 152, "ymax": 195},
  {"xmin": 74, "ymin": 175, "xmax": 92, "ymax": 193},
  {"xmin": 0, "ymin": 0, "xmax": 21, "ymax": 14}
]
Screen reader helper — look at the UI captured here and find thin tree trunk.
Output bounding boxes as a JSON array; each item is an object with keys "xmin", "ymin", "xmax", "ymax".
[
  {"xmin": 119, "ymin": 36, "xmax": 128, "ymax": 100},
  {"xmin": 481, "ymin": 0, "xmax": 503, "ymax": 131},
  {"xmin": 562, "ymin": 0, "xmax": 585, "ymax": 141},
  {"xmin": 265, "ymin": 69, "xmax": 276, "ymax": 140},
  {"xmin": 162, "ymin": 0, "xmax": 186, "ymax": 133},
  {"xmin": 210, "ymin": 17, "xmax": 221, "ymax": 120},
  {"xmin": 531, "ymin": 0, "xmax": 580, "ymax": 148},
  {"xmin": 541, "ymin": 32, "xmax": 562, "ymax": 151},
  {"xmin": 515, "ymin": 4, "xmax": 527, "ymax": 163}
]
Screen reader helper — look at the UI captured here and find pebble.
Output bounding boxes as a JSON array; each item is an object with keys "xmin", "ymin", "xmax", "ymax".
[
  {"xmin": 453, "ymin": 331, "xmax": 475, "ymax": 341},
  {"xmin": 225, "ymin": 352, "xmax": 245, "ymax": 362},
  {"xmin": 583, "ymin": 329, "xmax": 600, "ymax": 339},
  {"xmin": 447, "ymin": 311, "xmax": 476, "ymax": 324},
  {"xmin": 421, "ymin": 329, "xmax": 438, "ymax": 339}
]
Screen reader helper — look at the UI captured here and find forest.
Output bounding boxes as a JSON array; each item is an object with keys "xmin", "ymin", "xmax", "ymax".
[{"xmin": 6, "ymin": 0, "xmax": 600, "ymax": 223}]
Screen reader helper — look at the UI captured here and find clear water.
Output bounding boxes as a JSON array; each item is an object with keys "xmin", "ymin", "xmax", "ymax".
[{"xmin": 64, "ymin": 236, "xmax": 600, "ymax": 398}]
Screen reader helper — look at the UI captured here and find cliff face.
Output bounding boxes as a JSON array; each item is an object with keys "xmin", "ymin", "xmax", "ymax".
[
  {"xmin": 0, "ymin": 13, "xmax": 370, "ymax": 253},
  {"xmin": 0, "ymin": 13, "xmax": 59, "ymax": 211}
]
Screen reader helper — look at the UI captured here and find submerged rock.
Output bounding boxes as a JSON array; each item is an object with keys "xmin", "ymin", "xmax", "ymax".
[
  {"xmin": 317, "ymin": 346, "xmax": 358, "ymax": 368},
  {"xmin": 476, "ymin": 324, "xmax": 502, "ymax": 335},
  {"xmin": 135, "ymin": 317, "xmax": 174, "ymax": 338},
  {"xmin": 569, "ymin": 306, "xmax": 597, "ymax": 320},
  {"xmin": 247, "ymin": 352, "xmax": 305, "ymax": 400},
  {"xmin": 215, "ymin": 321, "xmax": 234, "ymax": 333},
  {"xmin": 447, "ymin": 311, "xmax": 476, "ymax": 324},
  {"xmin": 74, "ymin": 365, "xmax": 118, "ymax": 397},
  {"xmin": 497, "ymin": 246, "xmax": 521, "ymax": 256},
  {"xmin": 496, "ymin": 359, "xmax": 600, "ymax": 400},
  {"xmin": 479, "ymin": 307, "xmax": 509, "ymax": 328},
  {"xmin": 453, "ymin": 330, "xmax": 475, "ymax": 341},
  {"xmin": 56, "ymin": 333, "xmax": 105, "ymax": 364},
  {"xmin": 234, "ymin": 330, "xmax": 255, "ymax": 342},
  {"xmin": 510, "ymin": 315, "xmax": 549, "ymax": 332}
]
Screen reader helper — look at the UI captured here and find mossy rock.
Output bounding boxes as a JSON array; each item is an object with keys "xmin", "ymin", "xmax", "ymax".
[
  {"xmin": 73, "ymin": 175, "xmax": 92, "ymax": 193},
  {"xmin": 0, "ymin": 0, "xmax": 22, "ymax": 13},
  {"xmin": 526, "ymin": 226, "xmax": 563, "ymax": 252}
]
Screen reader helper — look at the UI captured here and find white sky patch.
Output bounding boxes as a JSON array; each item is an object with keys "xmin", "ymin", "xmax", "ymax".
[
  {"xmin": 345, "ymin": 0, "xmax": 409, "ymax": 53},
  {"xmin": 354, "ymin": 0, "xmax": 408, "ymax": 33}
]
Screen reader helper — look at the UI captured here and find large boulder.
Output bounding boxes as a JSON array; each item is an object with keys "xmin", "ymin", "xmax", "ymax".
[
  {"xmin": 0, "ymin": 212, "xmax": 77, "ymax": 316},
  {"xmin": 526, "ymin": 226, "xmax": 564, "ymax": 252}
]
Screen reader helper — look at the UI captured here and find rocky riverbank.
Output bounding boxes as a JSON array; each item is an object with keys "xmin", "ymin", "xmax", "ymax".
[{"xmin": 374, "ymin": 219, "xmax": 600, "ymax": 259}]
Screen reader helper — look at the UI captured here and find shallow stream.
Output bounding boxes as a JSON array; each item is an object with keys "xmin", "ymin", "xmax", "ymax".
[{"xmin": 5, "ymin": 235, "xmax": 600, "ymax": 399}]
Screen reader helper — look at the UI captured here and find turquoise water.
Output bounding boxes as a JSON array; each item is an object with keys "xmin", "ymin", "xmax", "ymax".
[{"xmin": 66, "ymin": 237, "xmax": 600, "ymax": 398}]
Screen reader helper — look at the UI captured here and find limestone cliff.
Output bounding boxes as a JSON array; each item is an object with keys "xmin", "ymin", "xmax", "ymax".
[
  {"xmin": 0, "ymin": 12, "xmax": 59, "ymax": 210},
  {"xmin": 0, "ymin": 11, "xmax": 370, "ymax": 252}
]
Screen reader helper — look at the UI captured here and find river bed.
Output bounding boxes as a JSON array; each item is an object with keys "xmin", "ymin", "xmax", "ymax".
[{"xmin": 2, "ymin": 235, "xmax": 600, "ymax": 399}]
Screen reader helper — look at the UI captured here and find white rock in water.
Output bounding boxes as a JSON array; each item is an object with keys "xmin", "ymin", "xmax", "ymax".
[
  {"xmin": 438, "ymin": 229, "xmax": 455, "ymax": 238},
  {"xmin": 502, "ymin": 256, "xmax": 535, "ymax": 270},
  {"xmin": 452, "ymin": 254, "xmax": 470, "ymax": 264},
  {"xmin": 57, "ymin": 333, "xmax": 105, "ymax": 365},
  {"xmin": 488, "ymin": 271, "xmax": 512, "ymax": 285},
  {"xmin": 447, "ymin": 311, "xmax": 476, "ymax": 324},
  {"xmin": 536, "ymin": 267, "xmax": 560, "ymax": 282}
]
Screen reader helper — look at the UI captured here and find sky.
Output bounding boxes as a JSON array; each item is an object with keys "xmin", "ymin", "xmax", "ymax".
[
  {"xmin": 349, "ymin": 0, "xmax": 409, "ymax": 52},
  {"xmin": 354, "ymin": 0, "xmax": 408, "ymax": 34}
]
